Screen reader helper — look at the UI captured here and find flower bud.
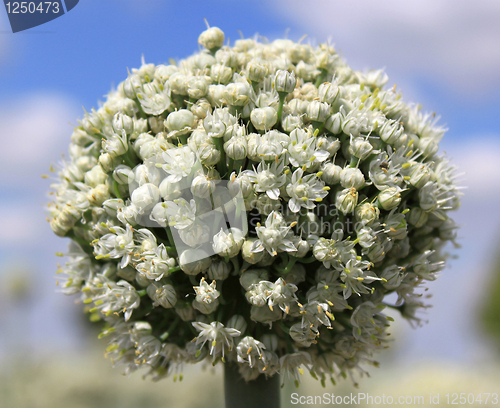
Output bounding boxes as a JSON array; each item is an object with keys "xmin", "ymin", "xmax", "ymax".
[
  {"xmin": 224, "ymin": 80, "xmax": 253, "ymax": 106},
  {"xmin": 378, "ymin": 187, "xmax": 402, "ymax": 211},
  {"xmin": 349, "ymin": 137, "xmax": 373, "ymax": 160},
  {"xmin": 197, "ymin": 143, "xmax": 221, "ymax": 166},
  {"xmin": 113, "ymin": 165, "xmax": 134, "ymax": 185},
  {"xmin": 324, "ymin": 112, "xmax": 343, "ymax": 134},
  {"xmin": 132, "ymin": 118, "xmax": 149, "ymax": 138},
  {"xmin": 241, "ymin": 239, "xmax": 266, "ymax": 264},
  {"xmin": 99, "ymin": 152, "xmax": 120, "ymax": 173},
  {"xmin": 154, "ymin": 64, "xmax": 178, "ymax": 83},
  {"xmin": 281, "ymin": 115, "xmax": 302, "ymax": 133},
  {"xmin": 168, "ymin": 72, "xmax": 188, "ymax": 95},
  {"xmin": 190, "ymin": 172, "xmax": 218, "ymax": 199},
  {"xmin": 148, "ymin": 116, "xmax": 165, "ymax": 134},
  {"xmin": 103, "ymin": 198, "xmax": 124, "ymax": 216},
  {"xmin": 293, "ymin": 240, "xmax": 310, "ymax": 259},
  {"xmin": 273, "ymin": 70, "xmax": 296, "ymax": 93},
  {"xmin": 134, "ymin": 164, "xmax": 161, "ymax": 186},
  {"xmin": 239, "ymin": 269, "xmax": 269, "ymax": 291},
  {"xmin": 191, "ymin": 98, "xmax": 212, "ymax": 120},
  {"xmin": 418, "ymin": 137, "xmax": 439, "ymax": 157},
  {"xmin": 87, "ymin": 184, "xmax": 110, "ymax": 206},
  {"xmin": 102, "ymin": 131, "xmax": 128, "ymax": 157},
  {"xmin": 438, "ymin": 218, "xmax": 457, "ymax": 241},
  {"xmin": 336, "ymin": 188, "xmax": 358, "ymax": 214},
  {"xmin": 112, "ymin": 112, "xmax": 134, "ymax": 135},
  {"xmin": 250, "ymin": 305, "xmax": 282, "ymax": 325},
  {"xmin": 250, "ymin": 107, "xmax": 277, "ymax": 131},
  {"xmin": 186, "ymin": 76, "xmax": 209, "ymax": 100},
  {"xmin": 247, "ymin": 61, "xmax": 267, "ymax": 83},
  {"xmin": 318, "ymin": 82, "xmax": 341, "ymax": 105},
  {"xmin": 117, "ymin": 203, "xmax": 140, "ymax": 226},
  {"xmin": 380, "ymin": 265, "xmax": 404, "ymax": 290},
  {"xmin": 123, "ymin": 74, "xmax": 142, "ymax": 99},
  {"xmin": 226, "ymin": 314, "xmax": 247, "ymax": 335},
  {"xmin": 147, "ymin": 282, "xmax": 177, "ymax": 308},
  {"xmin": 179, "ymin": 249, "xmax": 212, "ymax": 275},
  {"xmin": 228, "ymin": 172, "xmax": 253, "ymax": 198},
  {"xmin": 256, "ymin": 195, "xmax": 281, "ymax": 215},
  {"xmin": 159, "ymin": 178, "xmax": 182, "ymax": 201},
  {"xmin": 409, "ymin": 163, "xmax": 432, "ymax": 189},
  {"xmin": 131, "ymin": 183, "xmax": 160, "ymax": 213},
  {"xmin": 165, "ymin": 109, "xmax": 194, "ymax": 137},
  {"xmin": 379, "ymin": 119, "xmax": 403, "ymax": 144},
  {"xmin": 85, "ymin": 165, "xmax": 108, "ymax": 187},
  {"xmin": 210, "ymin": 63, "xmax": 233, "ymax": 85},
  {"xmin": 320, "ymin": 162, "xmax": 342, "ymax": 185},
  {"xmin": 224, "ymin": 136, "xmax": 247, "ymax": 160},
  {"xmin": 50, "ymin": 205, "xmax": 80, "ymax": 236},
  {"xmin": 198, "ymin": 26, "xmax": 225, "ymax": 52},
  {"xmin": 175, "ymin": 303, "xmax": 195, "ymax": 321},
  {"xmin": 298, "ymin": 212, "xmax": 324, "ymax": 237},
  {"xmin": 340, "ymin": 167, "xmax": 365, "ymax": 190},
  {"xmin": 306, "ymin": 100, "xmax": 331, "ymax": 122},
  {"xmin": 178, "ymin": 222, "xmax": 211, "ymax": 247},
  {"xmin": 212, "ymin": 228, "xmax": 245, "ymax": 258},
  {"xmin": 355, "ymin": 202, "xmax": 380, "ymax": 226},
  {"xmin": 208, "ymin": 260, "xmax": 231, "ymax": 281},
  {"xmin": 407, "ymin": 207, "xmax": 428, "ymax": 228},
  {"xmin": 193, "ymin": 298, "xmax": 219, "ymax": 315}
]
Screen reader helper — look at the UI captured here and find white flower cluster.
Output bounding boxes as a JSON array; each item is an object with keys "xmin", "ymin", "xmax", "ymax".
[{"xmin": 47, "ymin": 25, "xmax": 461, "ymax": 387}]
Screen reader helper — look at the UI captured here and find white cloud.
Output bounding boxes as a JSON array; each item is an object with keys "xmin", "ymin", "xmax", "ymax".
[
  {"xmin": 0, "ymin": 204, "xmax": 45, "ymax": 245},
  {"xmin": 441, "ymin": 136, "xmax": 500, "ymax": 196},
  {"xmin": 0, "ymin": 94, "xmax": 80, "ymax": 178},
  {"xmin": 268, "ymin": 0, "xmax": 500, "ymax": 96}
]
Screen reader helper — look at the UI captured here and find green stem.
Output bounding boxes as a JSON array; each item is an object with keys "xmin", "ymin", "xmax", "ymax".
[
  {"xmin": 296, "ymin": 256, "xmax": 317, "ymax": 264},
  {"xmin": 224, "ymin": 362, "xmax": 280, "ymax": 408},
  {"xmin": 65, "ymin": 230, "xmax": 92, "ymax": 254},
  {"xmin": 165, "ymin": 227, "xmax": 177, "ymax": 251},
  {"xmin": 213, "ymin": 137, "xmax": 228, "ymax": 177},
  {"xmin": 160, "ymin": 316, "xmax": 180, "ymax": 341},
  {"xmin": 276, "ymin": 92, "xmax": 286, "ymax": 124},
  {"xmin": 314, "ymin": 68, "xmax": 328, "ymax": 88},
  {"xmin": 233, "ymin": 159, "xmax": 243, "ymax": 173},
  {"xmin": 230, "ymin": 256, "xmax": 240, "ymax": 274},
  {"xmin": 113, "ymin": 180, "xmax": 123, "ymax": 200},
  {"xmin": 121, "ymin": 151, "xmax": 136, "ymax": 168},
  {"xmin": 349, "ymin": 156, "xmax": 360, "ymax": 168}
]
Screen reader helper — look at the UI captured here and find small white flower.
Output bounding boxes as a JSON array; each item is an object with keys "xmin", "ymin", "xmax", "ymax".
[
  {"xmin": 147, "ymin": 282, "xmax": 177, "ymax": 308},
  {"xmin": 137, "ymin": 80, "xmax": 172, "ymax": 115},
  {"xmin": 93, "ymin": 224, "xmax": 135, "ymax": 269},
  {"xmin": 243, "ymin": 159, "xmax": 287, "ymax": 200},
  {"xmin": 237, "ymin": 336, "xmax": 266, "ymax": 367},
  {"xmin": 288, "ymin": 128, "xmax": 329, "ymax": 169},
  {"xmin": 160, "ymin": 145, "xmax": 196, "ymax": 183},
  {"xmin": 165, "ymin": 109, "xmax": 195, "ymax": 138},
  {"xmin": 212, "ymin": 228, "xmax": 245, "ymax": 258},
  {"xmin": 250, "ymin": 107, "xmax": 278, "ymax": 131},
  {"xmin": 101, "ymin": 130, "xmax": 128, "ymax": 157},
  {"xmin": 191, "ymin": 321, "xmax": 240, "ymax": 362},
  {"xmin": 131, "ymin": 183, "xmax": 160, "ymax": 214},
  {"xmin": 286, "ymin": 168, "xmax": 329, "ymax": 213},
  {"xmin": 253, "ymin": 211, "xmax": 297, "ymax": 256}
]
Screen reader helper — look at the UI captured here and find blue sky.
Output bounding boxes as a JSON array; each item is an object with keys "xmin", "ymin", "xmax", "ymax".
[{"xmin": 1, "ymin": 0, "xmax": 500, "ymax": 379}]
